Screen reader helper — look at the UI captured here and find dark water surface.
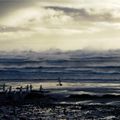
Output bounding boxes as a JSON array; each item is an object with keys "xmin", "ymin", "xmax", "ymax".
[{"xmin": 0, "ymin": 50, "xmax": 120, "ymax": 95}]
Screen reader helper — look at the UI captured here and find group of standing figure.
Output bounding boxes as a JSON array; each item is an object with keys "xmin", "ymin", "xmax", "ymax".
[
  {"xmin": 1, "ymin": 77, "xmax": 62, "ymax": 93},
  {"xmin": 1, "ymin": 84, "xmax": 43, "ymax": 93}
]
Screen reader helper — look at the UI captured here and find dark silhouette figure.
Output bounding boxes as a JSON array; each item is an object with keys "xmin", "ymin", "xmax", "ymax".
[
  {"xmin": 2, "ymin": 83, "xmax": 6, "ymax": 92},
  {"xmin": 30, "ymin": 84, "xmax": 33, "ymax": 91},
  {"xmin": 26, "ymin": 85, "xmax": 29, "ymax": 92},
  {"xmin": 39, "ymin": 85, "xmax": 43, "ymax": 92},
  {"xmin": 9, "ymin": 86, "xmax": 12, "ymax": 93},
  {"xmin": 20, "ymin": 86, "xmax": 23, "ymax": 93},
  {"xmin": 57, "ymin": 77, "xmax": 62, "ymax": 86}
]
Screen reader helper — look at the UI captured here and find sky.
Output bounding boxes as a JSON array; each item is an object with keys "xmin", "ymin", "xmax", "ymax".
[{"xmin": 0, "ymin": 0, "xmax": 120, "ymax": 51}]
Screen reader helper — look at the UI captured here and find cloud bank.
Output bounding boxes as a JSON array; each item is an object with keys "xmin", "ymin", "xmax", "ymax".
[{"xmin": 0, "ymin": 0, "xmax": 120, "ymax": 51}]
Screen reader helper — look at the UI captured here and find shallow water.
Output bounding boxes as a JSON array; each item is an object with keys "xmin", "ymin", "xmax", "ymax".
[{"xmin": 1, "ymin": 81, "xmax": 120, "ymax": 95}]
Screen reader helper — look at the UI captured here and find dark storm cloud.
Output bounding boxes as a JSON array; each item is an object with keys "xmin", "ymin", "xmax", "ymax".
[
  {"xmin": 45, "ymin": 6, "xmax": 118, "ymax": 22},
  {"xmin": 0, "ymin": 0, "xmax": 35, "ymax": 17}
]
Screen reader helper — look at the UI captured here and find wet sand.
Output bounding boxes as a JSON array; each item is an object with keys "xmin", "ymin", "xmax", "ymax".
[{"xmin": 0, "ymin": 104, "xmax": 120, "ymax": 120}]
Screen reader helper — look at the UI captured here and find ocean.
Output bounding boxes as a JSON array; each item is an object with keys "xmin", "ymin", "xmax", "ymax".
[
  {"xmin": 0, "ymin": 50, "xmax": 120, "ymax": 96},
  {"xmin": 1, "ymin": 50, "xmax": 120, "ymax": 119}
]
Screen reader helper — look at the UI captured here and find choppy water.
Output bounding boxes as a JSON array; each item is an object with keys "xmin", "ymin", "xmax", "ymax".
[{"xmin": 1, "ymin": 50, "xmax": 120, "ymax": 95}]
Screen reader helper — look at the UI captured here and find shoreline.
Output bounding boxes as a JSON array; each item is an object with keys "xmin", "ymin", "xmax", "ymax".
[{"xmin": 0, "ymin": 90, "xmax": 120, "ymax": 106}]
